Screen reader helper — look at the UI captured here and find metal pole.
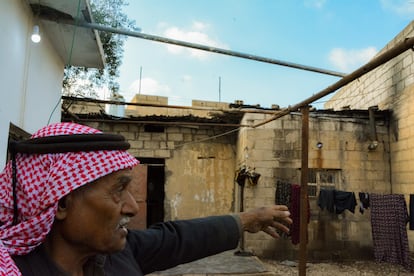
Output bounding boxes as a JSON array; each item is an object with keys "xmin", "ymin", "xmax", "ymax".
[
  {"xmin": 239, "ymin": 182, "xmax": 245, "ymax": 251},
  {"xmin": 253, "ymin": 36, "xmax": 414, "ymax": 128},
  {"xmin": 299, "ymin": 106, "xmax": 309, "ymax": 276},
  {"xmin": 219, "ymin": 76, "xmax": 221, "ymax": 102},
  {"xmin": 44, "ymin": 17, "xmax": 346, "ymax": 77},
  {"xmin": 139, "ymin": 66, "xmax": 142, "ymax": 94}
]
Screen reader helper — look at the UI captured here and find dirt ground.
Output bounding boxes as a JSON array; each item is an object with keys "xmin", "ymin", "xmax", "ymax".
[{"xmin": 261, "ymin": 259, "xmax": 414, "ymax": 276}]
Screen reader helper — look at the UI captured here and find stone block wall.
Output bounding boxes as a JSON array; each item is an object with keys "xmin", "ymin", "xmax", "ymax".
[
  {"xmin": 125, "ymin": 94, "xmax": 232, "ymax": 118},
  {"xmin": 325, "ymin": 21, "xmax": 414, "ymax": 111},
  {"xmin": 324, "ymin": 21, "xmax": 414, "ymax": 249},
  {"xmin": 237, "ymin": 111, "xmax": 390, "ymax": 260},
  {"xmin": 83, "ymin": 121, "xmax": 237, "ymax": 222}
]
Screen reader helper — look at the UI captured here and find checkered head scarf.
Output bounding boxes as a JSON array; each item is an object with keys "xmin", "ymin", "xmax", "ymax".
[{"xmin": 0, "ymin": 122, "xmax": 139, "ymax": 275}]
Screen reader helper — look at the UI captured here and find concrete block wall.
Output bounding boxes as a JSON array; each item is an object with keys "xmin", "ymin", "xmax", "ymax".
[
  {"xmin": 130, "ymin": 94, "xmax": 168, "ymax": 105},
  {"xmin": 325, "ymin": 21, "xmax": 414, "ymax": 111},
  {"xmin": 83, "ymin": 121, "xmax": 237, "ymax": 223},
  {"xmin": 237, "ymin": 112, "xmax": 390, "ymax": 260},
  {"xmin": 192, "ymin": 99, "xmax": 229, "ymax": 110},
  {"xmin": 325, "ymin": 21, "xmax": 414, "ymax": 250},
  {"xmin": 125, "ymin": 94, "xmax": 232, "ymax": 118}
]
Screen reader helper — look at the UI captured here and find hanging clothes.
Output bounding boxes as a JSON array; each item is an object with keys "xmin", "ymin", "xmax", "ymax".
[
  {"xmin": 334, "ymin": 190, "xmax": 357, "ymax": 214},
  {"xmin": 358, "ymin": 192, "xmax": 370, "ymax": 214},
  {"xmin": 409, "ymin": 194, "xmax": 414, "ymax": 231},
  {"xmin": 290, "ymin": 184, "xmax": 310, "ymax": 245},
  {"xmin": 317, "ymin": 189, "xmax": 357, "ymax": 214},
  {"xmin": 275, "ymin": 180, "xmax": 292, "ymax": 238},
  {"xmin": 370, "ymin": 194, "xmax": 412, "ymax": 271},
  {"xmin": 275, "ymin": 180, "xmax": 291, "ymax": 207},
  {"xmin": 317, "ymin": 189, "xmax": 335, "ymax": 213}
]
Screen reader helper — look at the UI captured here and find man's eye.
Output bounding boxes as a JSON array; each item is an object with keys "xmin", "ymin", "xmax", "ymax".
[
  {"xmin": 112, "ymin": 184, "xmax": 126, "ymax": 202},
  {"xmin": 116, "ymin": 183, "xmax": 127, "ymax": 193}
]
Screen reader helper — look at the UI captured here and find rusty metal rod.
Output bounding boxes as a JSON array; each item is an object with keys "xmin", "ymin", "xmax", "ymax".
[
  {"xmin": 62, "ymin": 96, "xmax": 285, "ymax": 114},
  {"xmin": 61, "ymin": 118, "xmax": 248, "ymax": 128},
  {"xmin": 45, "ymin": 17, "xmax": 346, "ymax": 77},
  {"xmin": 253, "ymin": 36, "xmax": 414, "ymax": 128},
  {"xmin": 62, "ymin": 95, "xmax": 229, "ymax": 111},
  {"xmin": 299, "ymin": 106, "xmax": 310, "ymax": 276}
]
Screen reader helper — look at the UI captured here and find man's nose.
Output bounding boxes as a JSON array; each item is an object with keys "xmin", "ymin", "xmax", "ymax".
[{"xmin": 123, "ymin": 191, "xmax": 139, "ymax": 216}]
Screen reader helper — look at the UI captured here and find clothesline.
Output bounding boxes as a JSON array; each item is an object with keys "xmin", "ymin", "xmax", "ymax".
[{"xmin": 275, "ymin": 180, "xmax": 413, "ymax": 271}]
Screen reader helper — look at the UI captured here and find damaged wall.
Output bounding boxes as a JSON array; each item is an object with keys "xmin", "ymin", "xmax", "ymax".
[
  {"xmin": 82, "ymin": 121, "xmax": 237, "ymax": 222},
  {"xmin": 166, "ymin": 142, "xmax": 236, "ymax": 219},
  {"xmin": 65, "ymin": 97, "xmax": 394, "ymax": 261},
  {"xmin": 237, "ymin": 111, "xmax": 390, "ymax": 260},
  {"xmin": 325, "ymin": 20, "xmax": 414, "ymax": 250}
]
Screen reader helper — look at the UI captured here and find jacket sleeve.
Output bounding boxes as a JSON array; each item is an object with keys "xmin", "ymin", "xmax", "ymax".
[{"xmin": 126, "ymin": 215, "xmax": 241, "ymax": 274}]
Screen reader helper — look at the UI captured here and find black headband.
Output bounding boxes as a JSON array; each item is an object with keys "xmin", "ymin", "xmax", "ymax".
[
  {"xmin": 8, "ymin": 133, "xmax": 131, "ymax": 225},
  {"xmin": 9, "ymin": 133, "xmax": 130, "ymax": 154}
]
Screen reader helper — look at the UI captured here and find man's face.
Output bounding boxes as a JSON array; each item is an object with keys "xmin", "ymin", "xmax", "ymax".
[{"xmin": 58, "ymin": 169, "xmax": 138, "ymax": 254}]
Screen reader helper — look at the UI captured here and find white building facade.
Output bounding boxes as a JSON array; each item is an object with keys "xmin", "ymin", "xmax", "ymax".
[{"xmin": 0, "ymin": 0, "xmax": 104, "ymax": 167}]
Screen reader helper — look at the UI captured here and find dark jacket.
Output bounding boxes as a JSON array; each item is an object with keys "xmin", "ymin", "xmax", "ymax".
[{"xmin": 12, "ymin": 215, "xmax": 241, "ymax": 275}]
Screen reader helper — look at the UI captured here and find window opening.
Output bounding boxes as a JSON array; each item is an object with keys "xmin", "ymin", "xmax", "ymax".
[{"xmin": 308, "ymin": 169, "xmax": 340, "ymax": 197}]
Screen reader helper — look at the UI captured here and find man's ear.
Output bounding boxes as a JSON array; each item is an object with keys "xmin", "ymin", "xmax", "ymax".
[{"xmin": 55, "ymin": 195, "xmax": 69, "ymax": 220}]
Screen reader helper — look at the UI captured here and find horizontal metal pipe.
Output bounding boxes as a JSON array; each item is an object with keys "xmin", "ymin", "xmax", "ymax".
[
  {"xmin": 62, "ymin": 95, "xmax": 283, "ymax": 114},
  {"xmin": 253, "ymin": 36, "xmax": 414, "ymax": 128},
  {"xmin": 62, "ymin": 95, "xmax": 226, "ymax": 111},
  {"xmin": 62, "ymin": 118, "xmax": 247, "ymax": 128},
  {"xmin": 48, "ymin": 17, "xmax": 346, "ymax": 77}
]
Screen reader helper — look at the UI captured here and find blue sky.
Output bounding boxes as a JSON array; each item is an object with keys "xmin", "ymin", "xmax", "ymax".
[{"xmin": 117, "ymin": 0, "xmax": 414, "ymax": 109}]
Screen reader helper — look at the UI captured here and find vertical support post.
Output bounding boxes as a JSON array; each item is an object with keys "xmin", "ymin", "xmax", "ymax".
[
  {"xmin": 239, "ymin": 182, "xmax": 245, "ymax": 251},
  {"xmin": 299, "ymin": 106, "xmax": 309, "ymax": 276},
  {"xmin": 234, "ymin": 171, "xmax": 253, "ymax": 256}
]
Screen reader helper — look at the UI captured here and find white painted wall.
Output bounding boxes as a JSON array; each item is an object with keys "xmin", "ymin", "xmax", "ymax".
[{"xmin": 0, "ymin": 0, "xmax": 64, "ymax": 167}]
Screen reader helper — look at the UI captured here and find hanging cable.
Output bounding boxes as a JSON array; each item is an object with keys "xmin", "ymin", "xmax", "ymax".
[{"xmin": 47, "ymin": 0, "xmax": 82, "ymax": 125}]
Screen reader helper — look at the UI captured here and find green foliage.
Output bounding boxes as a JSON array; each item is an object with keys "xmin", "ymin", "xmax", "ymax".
[{"xmin": 62, "ymin": 0, "xmax": 137, "ymax": 98}]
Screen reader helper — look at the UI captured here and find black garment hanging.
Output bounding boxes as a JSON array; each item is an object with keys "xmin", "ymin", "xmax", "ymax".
[
  {"xmin": 275, "ymin": 180, "xmax": 292, "ymax": 238},
  {"xmin": 334, "ymin": 191, "xmax": 357, "ymax": 214},
  {"xmin": 318, "ymin": 189, "xmax": 357, "ymax": 214},
  {"xmin": 409, "ymin": 194, "xmax": 414, "ymax": 230},
  {"xmin": 359, "ymin": 192, "xmax": 370, "ymax": 214},
  {"xmin": 275, "ymin": 180, "xmax": 291, "ymax": 207},
  {"xmin": 317, "ymin": 189, "xmax": 335, "ymax": 213}
]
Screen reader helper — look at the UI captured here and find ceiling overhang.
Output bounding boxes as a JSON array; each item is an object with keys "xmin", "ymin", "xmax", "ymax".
[{"xmin": 27, "ymin": 0, "xmax": 104, "ymax": 69}]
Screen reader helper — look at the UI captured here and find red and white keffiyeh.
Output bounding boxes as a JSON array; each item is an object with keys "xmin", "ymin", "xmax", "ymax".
[{"xmin": 0, "ymin": 122, "xmax": 139, "ymax": 275}]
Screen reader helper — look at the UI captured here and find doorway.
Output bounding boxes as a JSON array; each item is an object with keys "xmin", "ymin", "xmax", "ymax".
[{"xmin": 138, "ymin": 157, "xmax": 165, "ymax": 226}]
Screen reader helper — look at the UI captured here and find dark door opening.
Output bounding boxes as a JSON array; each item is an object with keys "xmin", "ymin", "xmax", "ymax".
[{"xmin": 137, "ymin": 158, "xmax": 165, "ymax": 226}]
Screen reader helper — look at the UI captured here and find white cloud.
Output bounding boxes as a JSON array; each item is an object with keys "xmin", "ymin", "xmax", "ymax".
[
  {"xmin": 181, "ymin": 75, "xmax": 192, "ymax": 82},
  {"xmin": 328, "ymin": 47, "xmax": 378, "ymax": 73},
  {"xmin": 122, "ymin": 77, "xmax": 171, "ymax": 101},
  {"xmin": 192, "ymin": 21, "xmax": 208, "ymax": 31},
  {"xmin": 304, "ymin": 0, "xmax": 327, "ymax": 9},
  {"xmin": 162, "ymin": 21, "xmax": 228, "ymax": 60},
  {"xmin": 380, "ymin": 0, "xmax": 414, "ymax": 17}
]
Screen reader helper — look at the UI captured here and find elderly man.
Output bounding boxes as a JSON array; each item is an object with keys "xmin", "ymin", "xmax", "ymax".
[{"xmin": 0, "ymin": 122, "xmax": 292, "ymax": 276}]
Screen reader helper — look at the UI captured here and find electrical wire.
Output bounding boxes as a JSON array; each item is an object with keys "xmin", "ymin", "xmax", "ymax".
[
  {"xmin": 314, "ymin": 85, "xmax": 390, "ymax": 106},
  {"xmin": 47, "ymin": 0, "xmax": 82, "ymax": 125},
  {"xmin": 175, "ymin": 127, "xmax": 241, "ymax": 148}
]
